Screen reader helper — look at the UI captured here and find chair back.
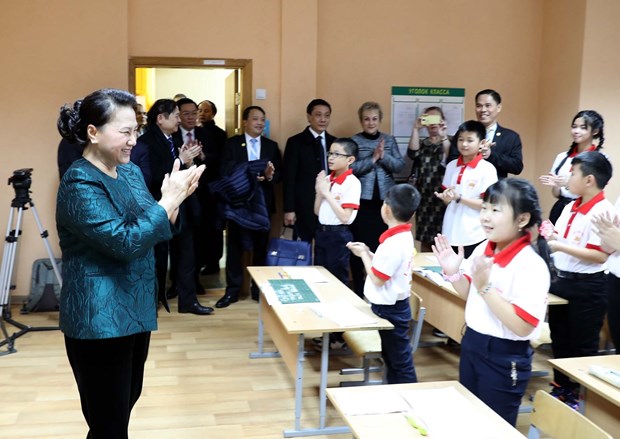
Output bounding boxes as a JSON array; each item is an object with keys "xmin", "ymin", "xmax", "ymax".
[
  {"xmin": 527, "ymin": 390, "xmax": 612, "ymax": 439},
  {"xmin": 408, "ymin": 290, "xmax": 426, "ymax": 353}
]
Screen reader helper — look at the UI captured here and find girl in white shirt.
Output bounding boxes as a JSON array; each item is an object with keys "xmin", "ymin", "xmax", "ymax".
[
  {"xmin": 433, "ymin": 178, "xmax": 553, "ymax": 426},
  {"xmin": 539, "ymin": 110, "xmax": 605, "ymax": 223}
]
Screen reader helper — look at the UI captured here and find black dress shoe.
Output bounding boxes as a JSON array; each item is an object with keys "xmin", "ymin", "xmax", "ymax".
[
  {"xmin": 178, "ymin": 302, "xmax": 214, "ymax": 315},
  {"xmin": 215, "ymin": 294, "xmax": 238, "ymax": 308}
]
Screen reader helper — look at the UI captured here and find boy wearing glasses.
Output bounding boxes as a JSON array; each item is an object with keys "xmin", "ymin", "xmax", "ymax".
[{"xmin": 313, "ymin": 138, "xmax": 361, "ymax": 349}]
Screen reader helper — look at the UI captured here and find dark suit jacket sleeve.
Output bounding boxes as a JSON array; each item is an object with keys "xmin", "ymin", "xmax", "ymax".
[
  {"xmin": 264, "ymin": 138, "xmax": 283, "ymax": 184},
  {"xmin": 486, "ymin": 128, "xmax": 523, "ymax": 176},
  {"xmin": 220, "ymin": 136, "xmax": 241, "ymax": 176},
  {"xmin": 130, "ymin": 139, "xmax": 153, "ymax": 188}
]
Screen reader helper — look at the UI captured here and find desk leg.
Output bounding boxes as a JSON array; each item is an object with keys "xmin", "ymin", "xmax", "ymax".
[
  {"xmin": 319, "ymin": 332, "xmax": 329, "ymax": 429},
  {"xmin": 249, "ymin": 294, "xmax": 281, "ymax": 359},
  {"xmin": 283, "ymin": 332, "xmax": 350, "ymax": 438}
]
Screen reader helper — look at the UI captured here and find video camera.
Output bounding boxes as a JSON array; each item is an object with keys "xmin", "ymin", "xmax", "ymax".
[{"xmin": 8, "ymin": 168, "xmax": 33, "ymax": 207}]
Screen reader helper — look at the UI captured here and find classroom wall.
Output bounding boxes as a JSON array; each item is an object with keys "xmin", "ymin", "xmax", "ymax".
[
  {"xmin": 580, "ymin": 0, "xmax": 620, "ymax": 202},
  {"xmin": 0, "ymin": 0, "xmax": 129, "ymax": 298},
  {"xmin": 1, "ymin": 0, "xmax": 617, "ymax": 298}
]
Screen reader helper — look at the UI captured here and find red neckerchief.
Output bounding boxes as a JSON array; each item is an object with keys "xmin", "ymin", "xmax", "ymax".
[
  {"xmin": 456, "ymin": 153, "xmax": 483, "ymax": 184},
  {"xmin": 563, "ymin": 191, "xmax": 606, "ymax": 238},
  {"xmin": 483, "ymin": 232, "xmax": 531, "ymax": 268},
  {"xmin": 568, "ymin": 144, "xmax": 597, "ymax": 158},
  {"xmin": 379, "ymin": 223, "xmax": 412, "ymax": 244},
  {"xmin": 329, "ymin": 168, "xmax": 353, "ymax": 186}
]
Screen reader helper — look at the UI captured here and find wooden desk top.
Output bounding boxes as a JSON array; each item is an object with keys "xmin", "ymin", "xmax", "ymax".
[
  {"xmin": 326, "ymin": 381, "xmax": 524, "ymax": 439},
  {"xmin": 414, "ymin": 252, "xmax": 568, "ymax": 305},
  {"xmin": 247, "ymin": 266, "xmax": 393, "ymax": 334},
  {"xmin": 549, "ymin": 355, "xmax": 620, "ymax": 407}
]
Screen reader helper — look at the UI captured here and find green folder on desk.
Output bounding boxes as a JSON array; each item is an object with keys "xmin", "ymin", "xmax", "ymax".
[
  {"xmin": 421, "ymin": 265, "xmax": 443, "ymax": 274},
  {"xmin": 268, "ymin": 279, "xmax": 320, "ymax": 304}
]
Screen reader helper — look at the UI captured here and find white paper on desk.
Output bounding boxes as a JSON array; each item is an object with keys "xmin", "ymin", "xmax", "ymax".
[
  {"xmin": 332, "ymin": 388, "xmax": 410, "ymax": 415},
  {"xmin": 259, "ymin": 282, "xmax": 279, "ymax": 305},
  {"xmin": 311, "ymin": 301, "xmax": 379, "ymax": 327},
  {"xmin": 400, "ymin": 387, "xmax": 502, "ymax": 439},
  {"xmin": 283, "ymin": 267, "xmax": 329, "ymax": 283}
]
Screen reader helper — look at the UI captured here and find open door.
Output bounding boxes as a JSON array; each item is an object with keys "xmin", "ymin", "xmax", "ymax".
[
  {"xmin": 129, "ymin": 57, "xmax": 252, "ymax": 136},
  {"xmin": 224, "ymin": 69, "xmax": 240, "ymax": 135}
]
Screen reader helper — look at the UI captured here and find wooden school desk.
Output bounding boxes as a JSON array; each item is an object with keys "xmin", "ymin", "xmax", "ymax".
[
  {"xmin": 247, "ymin": 266, "xmax": 393, "ymax": 437},
  {"xmin": 413, "ymin": 252, "xmax": 567, "ymax": 343},
  {"xmin": 326, "ymin": 380, "xmax": 524, "ymax": 439},
  {"xmin": 549, "ymin": 355, "xmax": 620, "ymax": 437}
]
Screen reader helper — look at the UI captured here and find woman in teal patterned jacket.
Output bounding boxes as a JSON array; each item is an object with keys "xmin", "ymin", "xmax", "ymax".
[{"xmin": 56, "ymin": 88, "xmax": 204, "ymax": 439}]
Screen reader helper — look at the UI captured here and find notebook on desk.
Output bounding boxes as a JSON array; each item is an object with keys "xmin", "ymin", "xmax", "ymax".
[{"xmin": 589, "ymin": 365, "xmax": 620, "ymax": 389}]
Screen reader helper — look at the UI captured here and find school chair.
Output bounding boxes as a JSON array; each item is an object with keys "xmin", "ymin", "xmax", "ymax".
[
  {"xmin": 339, "ymin": 291, "xmax": 426, "ymax": 386},
  {"xmin": 527, "ymin": 390, "xmax": 612, "ymax": 439}
]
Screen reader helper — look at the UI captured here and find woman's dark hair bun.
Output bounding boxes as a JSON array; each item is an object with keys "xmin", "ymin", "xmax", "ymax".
[{"xmin": 57, "ymin": 100, "xmax": 86, "ymax": 145}]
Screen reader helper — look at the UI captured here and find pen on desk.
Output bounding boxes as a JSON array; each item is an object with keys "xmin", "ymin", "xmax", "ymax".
[
  {"xmin": 278, "ymin": 271, "xmax": 284, "ymax": 279},
  {"xmin": 405, "ymin": 412, "xmax": 428, "ymax": 436}
]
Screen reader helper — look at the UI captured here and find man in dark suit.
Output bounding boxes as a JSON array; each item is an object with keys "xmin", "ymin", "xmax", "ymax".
[
  {"xmin": 173, "ymin": 98, "xmax": 223, "ymax": 283},
  {"xmin": 448, "ymin": 89, "xmax": 523, "ymax": 179},
  {"xmin": 283, "ymin": 99, "xmax": 335, "ymax": 242},
  {"xmin": 130, "ymin": 98, "xmax": 213, "ymax": 315},
  {"xmin": 215, "ymin": 105, "xmax": 283, "ymax": 308},
  {"xmin": 198, "ymin": 99, "xmax": 227, "ymax": 154}
]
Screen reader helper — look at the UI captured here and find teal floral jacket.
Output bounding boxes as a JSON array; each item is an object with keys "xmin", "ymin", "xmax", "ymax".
[{"xmin": 56, "ymin": 159, "xmax": 173, "ymax": 339}]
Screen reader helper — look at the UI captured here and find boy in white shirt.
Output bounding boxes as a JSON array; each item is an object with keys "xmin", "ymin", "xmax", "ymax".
[
  {"xmin": 347, "ymin": 184, "xmax": 421, "ymax": 383},
  {"xmin": 436, "ymin": 120, "xmax": 498, "ymax": 258},
  {"xmin": 314, "ymin": 138, "xmax": 361, "ymax": 350},
  {"xmin": 547, "ymin": 151, "xmax": 614, "ymax": 405}
]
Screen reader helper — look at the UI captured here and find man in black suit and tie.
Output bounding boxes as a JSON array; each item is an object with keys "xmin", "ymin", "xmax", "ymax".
[
  {"xmin": 130, "ymin": 98, "xmax": 212, "ymax": 315},
  {"xmin": 283, "ymin": 99, "xmax": 335, "ymax": 242},
  {"xmin": 215, "ymin": 105, "xmax": 283, "ymax": 308},
  {"xmin": 173, "ymin": 98, "xmax": 223, "ymax": 282},
  {"xmin": 448, "ymin": 89, "xmax": 523, "ymax": 179}
]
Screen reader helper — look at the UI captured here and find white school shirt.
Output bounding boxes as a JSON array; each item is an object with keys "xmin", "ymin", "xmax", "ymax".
[
  {"xmin": 441, "ymin": 154, "xmax": 498, "ymax": 246},
  {"xmin": 461, "ymin": 234, "xmax": 550, "ymax": 341},
  {"xmin": 552, "ymin": 191, "xmax": 614, "ymax": 273},
  {"xmin": 608, "ymin": 197, "xmax": 620, "ymax": 277},
  {"xmin": 549, "ymin": 145, "xmax": 597, "ymax": 199},
  {"xmin": 364, "ymin": 224, "xmax": 415, "ymax": 305},
  {"xmin": 318, "ymin": 169, "xmax": 361, "ymax": 225}
]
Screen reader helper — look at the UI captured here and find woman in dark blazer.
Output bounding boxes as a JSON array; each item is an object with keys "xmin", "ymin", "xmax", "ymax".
[{"xmin": 56, "ymin": 88, "xmax": 204, "ymax": 439}]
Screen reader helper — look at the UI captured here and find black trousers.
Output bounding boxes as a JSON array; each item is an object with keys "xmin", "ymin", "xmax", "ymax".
[
  {"xmin": 372, "ymin": 300, "xmax": 417, "ymax": 384},
  {"xmin": 548, "ymin": 274, "xmax": 607, "ymax": 388},
  {"xmin": 225, "ymin": 221, "xmax": 269, "ymax": 298},
  {"xmin": 195, "ymin": 192, "xmax": 224, "ymax": 272},
  {"xmin": 169, "ymin": 226, "xmax": 200, "ymax": 308},
  {"xmin": 607, "ymin": 273, "xmax": 620, "ymax": 349},
  {"xmin": 65, "ymin": 332, "xmax": 151, "ymax": 439},
  {"xmin": 314, "ymin": 226, "xmax": 353, "ymax": 287},
  {"xmin": 154, "ymin": 241, "xmax": 169, "ymax": 302},
  {"xmin": 460, "ymin": 327, "xmax": 532, "ymax": 427},
  {"xmin": 349, "ymin": 199, "xmax": 388, "ymax": 297}
]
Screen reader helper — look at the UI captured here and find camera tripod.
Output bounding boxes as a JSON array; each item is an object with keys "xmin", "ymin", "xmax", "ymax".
[{"xmin": 0, "ymin": 169, "xmax": 62, "ymax": 356}]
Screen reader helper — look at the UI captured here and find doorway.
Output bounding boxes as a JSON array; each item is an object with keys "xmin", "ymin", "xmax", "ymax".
[{"xmin": 128, "ymin": 57, "xmax": 252, "ymax": 136}]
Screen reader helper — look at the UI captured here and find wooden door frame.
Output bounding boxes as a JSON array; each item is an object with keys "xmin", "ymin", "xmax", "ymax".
[{"xmin": 128, "ymin": 56, "xmax": 252, "ymax": 129}]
